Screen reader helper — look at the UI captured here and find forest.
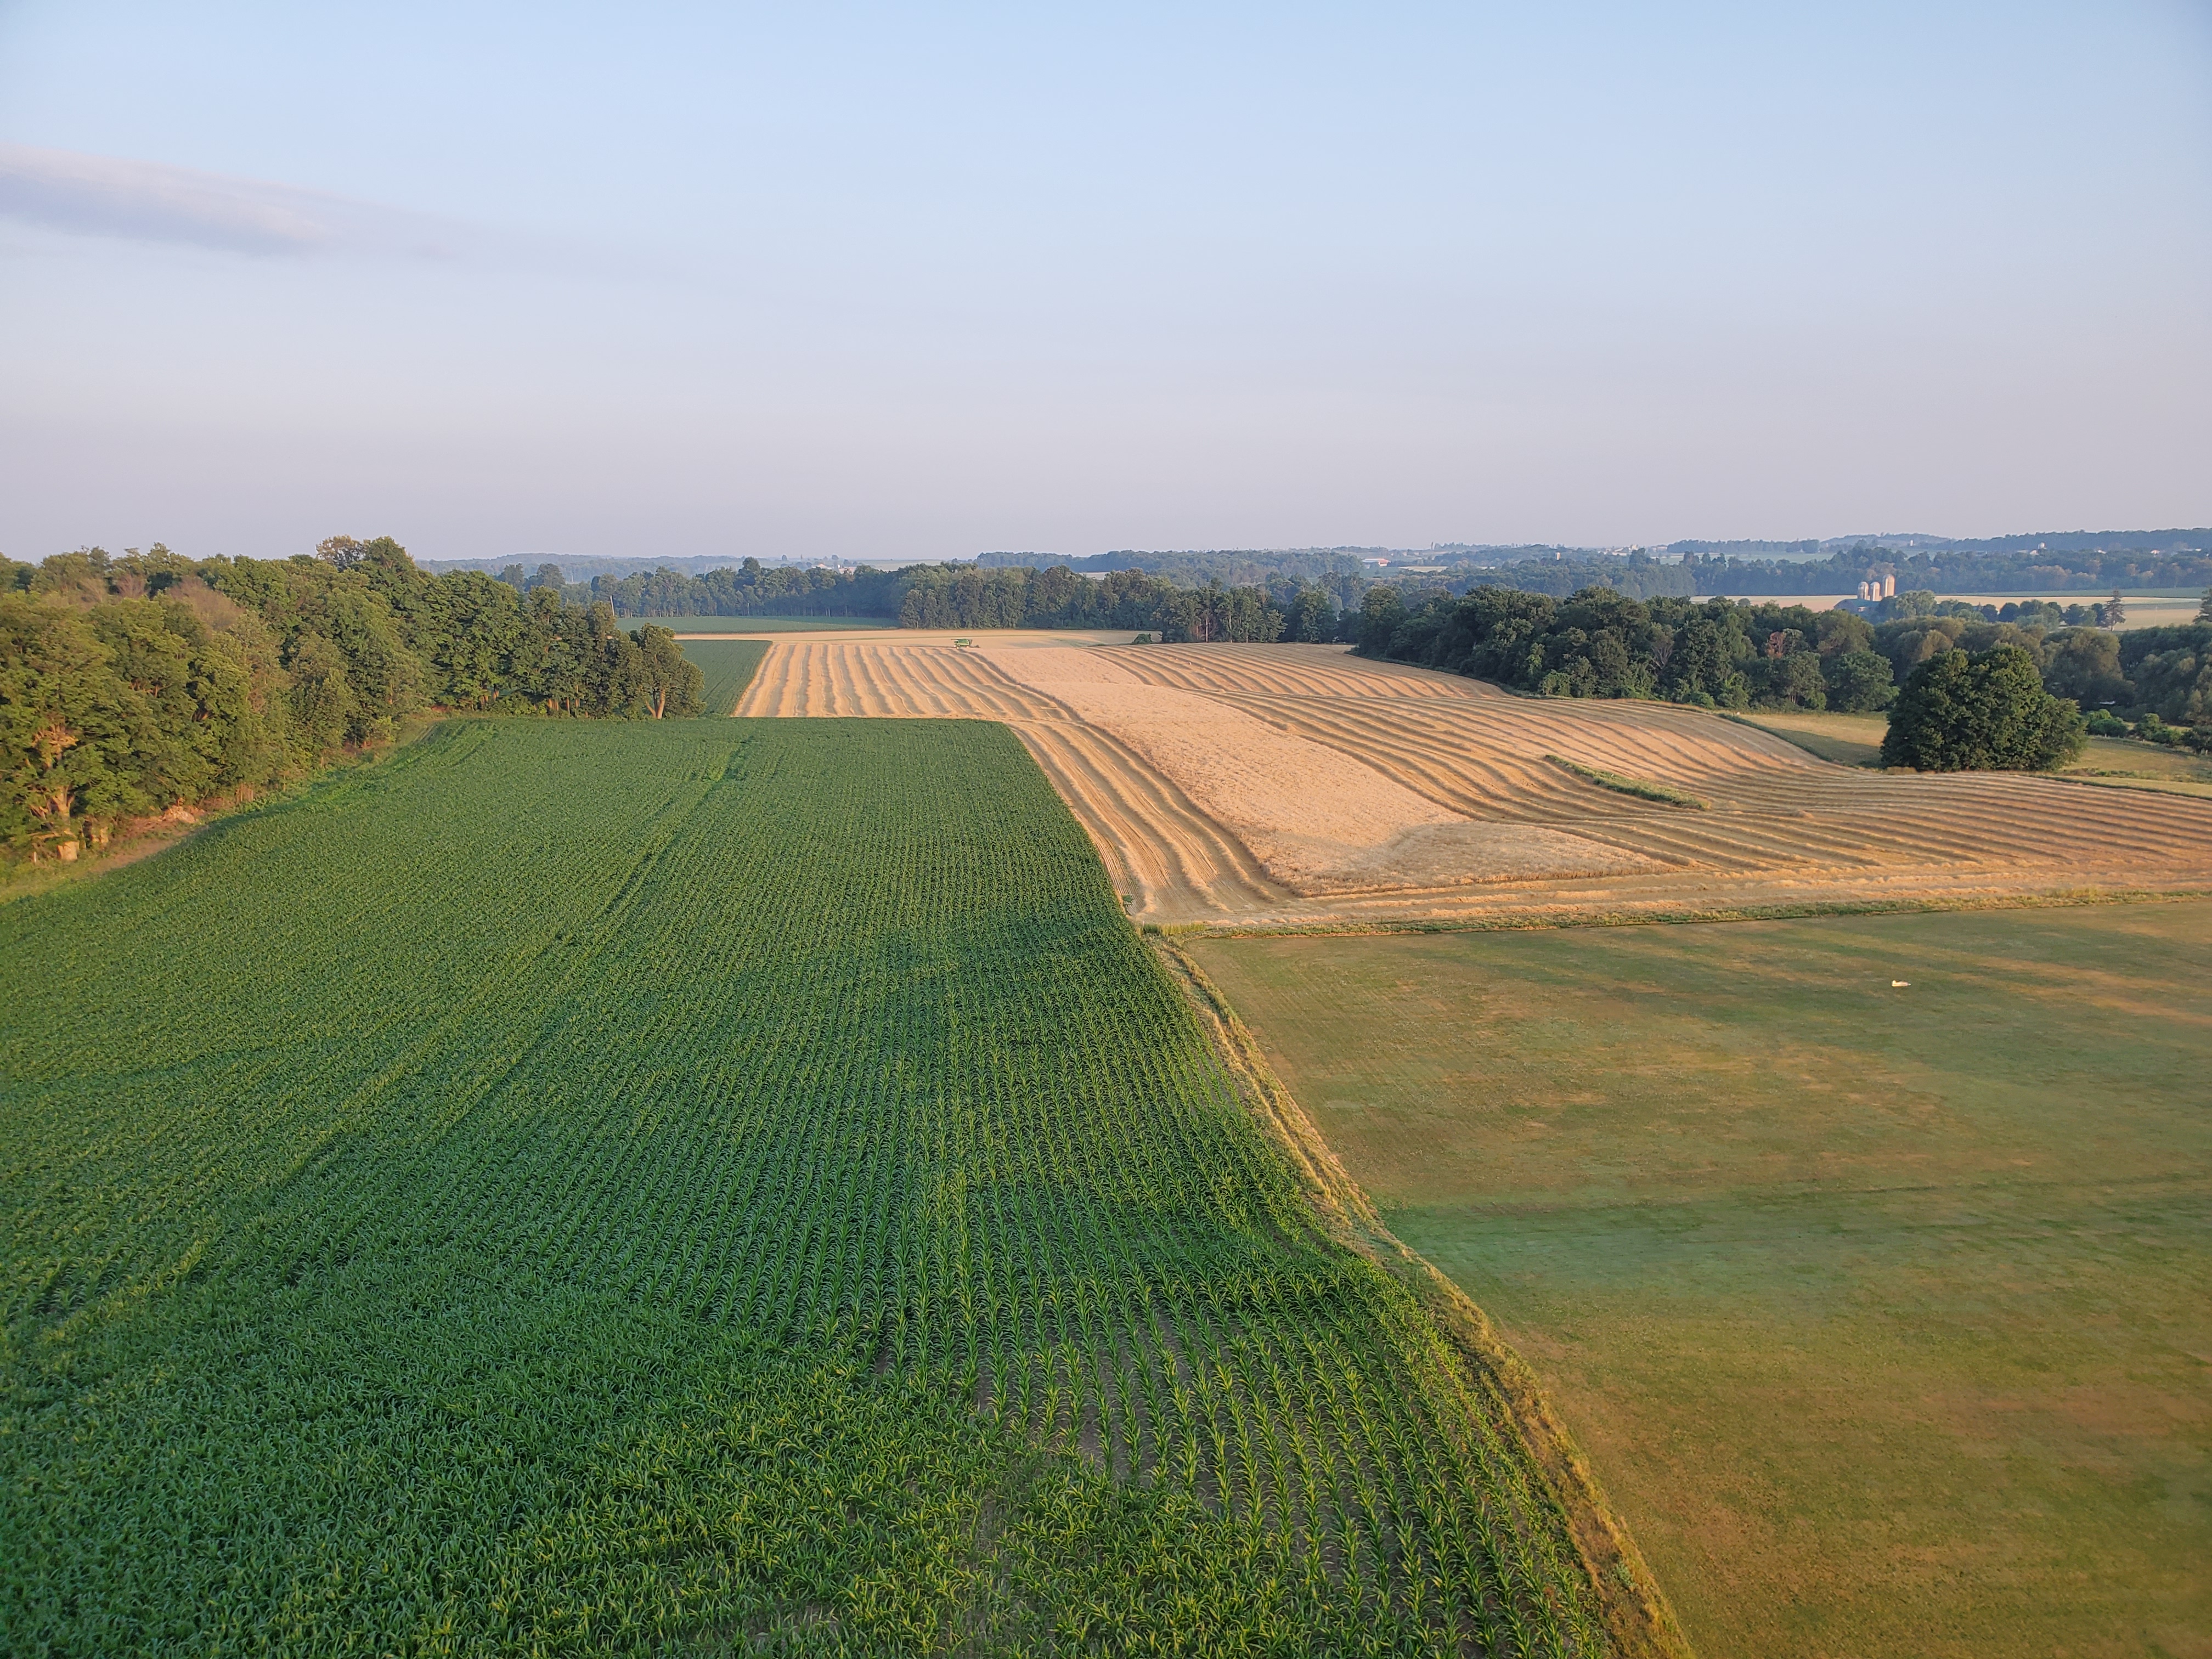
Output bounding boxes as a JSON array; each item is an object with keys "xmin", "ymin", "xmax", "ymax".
[
  {"xmin": 572, "ymin": 557, "xmax": 902, "ymax": 617},
  {"xmin": 891, "ymin": 563, "xmax": 1299, "ymax": 639},
  {"xmin": 1869, "ymin": 601, "xmax": 2210, "ymax": 726},
  {"xmin": 1, "ymin": 538, "xmax": 702, "ymax": 864},
  {"xmin": 501, "ymin": 534, "xmax": 2212, "ymax": 630},
  {"xmin": 978, "ymin": 544, "xmax": 1368, "ymax": 602}
]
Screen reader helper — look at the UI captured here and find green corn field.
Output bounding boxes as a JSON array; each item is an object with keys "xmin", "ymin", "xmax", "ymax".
[
  {"xmin": 1, "ymin": 719, "xmax": 1606, "ymax": 1656},
  {"xmin": 679, "ymin": 637, "xmax": 772, "ymax": 715}
]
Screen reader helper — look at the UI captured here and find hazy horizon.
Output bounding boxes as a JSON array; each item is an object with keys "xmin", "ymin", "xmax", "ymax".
[
  {"xmin": 4, "ymin": 3, "xmax": 2209, "ymax": 566},
  {"xmin": 407, "ymin": 524, "xmax": 2212, "ymax": 572}
]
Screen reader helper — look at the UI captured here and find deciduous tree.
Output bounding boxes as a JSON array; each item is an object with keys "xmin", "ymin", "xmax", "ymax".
[{"xmin": 1881, "ymin": 645, "xmax": 2086, "ymax": 771}]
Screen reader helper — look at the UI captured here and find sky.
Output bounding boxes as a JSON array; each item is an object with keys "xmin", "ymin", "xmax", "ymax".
[{"xmin": 2, "ymin": 2, "xmax": 2209, "ymax": 566}]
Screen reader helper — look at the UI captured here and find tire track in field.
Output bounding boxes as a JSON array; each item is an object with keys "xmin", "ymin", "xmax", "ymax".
[
  {"xmin": 738, "ymin": 638, "xmax": 2212, "ymax": 922},
  {"xmin": 1013, "ymin": 724, "xmax": 1288, "ymax": 917}
]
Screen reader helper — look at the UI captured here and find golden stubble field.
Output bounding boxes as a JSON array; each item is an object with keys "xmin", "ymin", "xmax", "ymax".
[{"xmin": 735, "ymin": 634, "xmax": 2212, "ymax": 924}]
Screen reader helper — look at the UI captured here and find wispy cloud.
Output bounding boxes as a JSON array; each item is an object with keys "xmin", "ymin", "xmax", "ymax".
[{"xmin": 0, "ymin": 144, "xmax": 462, "ymax": 257}]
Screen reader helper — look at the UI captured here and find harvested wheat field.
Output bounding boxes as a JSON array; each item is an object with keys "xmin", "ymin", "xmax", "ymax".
[{"xmin": 735, "ymin": 635, "xmax": 2212, "ymax": 924}]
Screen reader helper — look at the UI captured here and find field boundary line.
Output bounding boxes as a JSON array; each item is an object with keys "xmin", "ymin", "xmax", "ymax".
[
  {"xmin": 1150, "ymin": 936, "xmax": 1698, "ymax": 1659},
  {"xmin": 1714, "ymin": 710, "xmax": 1876, "ymax": 769},
  {"xmin": 2022, "ymin": 768, "xmax": 2212, "ymax": 800},
  {"xmin": 1165, "ymin": 883, "xmax": 2212, "ymax": 941},
  {"xmin": 0, "ymin": 712, "xmax": 456, "ymax": 909}
]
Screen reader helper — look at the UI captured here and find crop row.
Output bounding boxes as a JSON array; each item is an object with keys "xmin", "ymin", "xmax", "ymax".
[
  {"xmin": 1, "ymin": 718, "xmax": 1605, "ymax": 1655},
  {"xmin": 678, "ymin": 636, "xmax": 771, "ymax": 715}
]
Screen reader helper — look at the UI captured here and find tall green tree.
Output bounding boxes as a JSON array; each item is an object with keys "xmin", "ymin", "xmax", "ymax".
[
  {"xmin": 2037, "ymin": 629, "xmax": 2128, "ymax": 709},
  {"xmin": 630, "ymin": 625, "xmax": 704, "ymax": 718},
  {"xmin": 1287, "ymin": 586, "xmax": 1334, "ymax": 642},
  {"xmin": 1821, "ymin": 648, "xmax": 1895, "ymax": 712},
  {"xmin": 284, "ymin": 632, "xmax": 354, "ymax": 759},
  {"xmin": 1881, "ymin": 645, "xmax": 2087, "ymax": 772},
  {"xmin": 1, "ymin": 598, "xmax": 142, "ymax": 854}
]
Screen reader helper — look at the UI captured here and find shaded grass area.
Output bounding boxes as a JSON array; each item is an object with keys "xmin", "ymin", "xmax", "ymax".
[
  {"xmin": 2062, "ymin": 738, "xmax": 2212, "ymax": 799},
  {"xmin": 1188, "ymin": 906, "xmax": 2212, "ymax": 1659},
  {"xmin": 678, "ymin": 637, "xmax": 770, "ymax": 714},
  {"xmin": 1726, "ymin": 708, "xmax": 1888, "ymax": 766}
]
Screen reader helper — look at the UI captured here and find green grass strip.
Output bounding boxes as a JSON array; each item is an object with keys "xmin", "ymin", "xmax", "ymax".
[
  {"xmin": 1184, "ymin": 885, "xmax": 2212, "ymax": 941},
  {"xmin": 1545, "ymin": 753, "xmax": 1709, "ymax": 809}
]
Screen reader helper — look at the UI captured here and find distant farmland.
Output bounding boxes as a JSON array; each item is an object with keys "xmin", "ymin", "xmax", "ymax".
[{"xmin": 0, "ymin": 720, "xmax": 1643, "ymax": 1655}]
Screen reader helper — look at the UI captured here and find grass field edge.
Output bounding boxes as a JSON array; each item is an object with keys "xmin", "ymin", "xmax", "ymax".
[
  {"xmin": 672, "ymin": 636, "xmax": 772, "ymax": 714},
  {"xmin": 1713, "ymin": 709, "xmax": 1874, "ymax": 768},
  {"xmin": 1150, "ymin": 935, "xmax": 1698, "ymax": 1659},
  {"xmin": 0, "ymin": 712, "xmax": 460, "ymax": 909},
  {"xmin": 1158, "ymin": 883, "xmax": 2212, "ymax": 942}
]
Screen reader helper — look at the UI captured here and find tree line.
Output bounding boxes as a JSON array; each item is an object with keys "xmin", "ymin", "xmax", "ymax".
[
  {"xmin": 1353, "ymin": 585, "xmax": 1902, "ymax": 711},
  {"xmin": 893, "ymin": 565, "xmax": 1302, "ymax": 640},
  {"xmin": 1682, "ymin": 542, "xmax": 2212, "ymax": 597},
  {"xmin": 1868, "ymin": 597, "xmax": 2209, "ymax": 728},
  {"xmin": 569, "ymin": 557, "xmax": 899, "ymax": 618},
  {"xmin": 1353, "ymin": 581, "xmax": 2212, "ymax": 771},
  {"xmin": 2, "ymin": 538, "xmax": 702, "ymax": 865},
  {"xmin": 977, "ymin": 546, "xmax": 1369, "ymax": 608},
  {"xmin": 572, "ymin": 556, "xmax": 1317, "ymax": 642},
  {"xmin": 538, "ymin": 535, "xmax": 2212, "ymax": 627}
]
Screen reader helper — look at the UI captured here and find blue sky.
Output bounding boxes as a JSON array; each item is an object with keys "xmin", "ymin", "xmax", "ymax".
[{"xmin": 2, "ymin": 2, "xmax": 2208, "ymax": 564}]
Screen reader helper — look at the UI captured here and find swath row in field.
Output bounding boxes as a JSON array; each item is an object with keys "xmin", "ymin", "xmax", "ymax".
[{"xmin": 734, "ymin": 636, "xmax": 2212, "ymax": 922}]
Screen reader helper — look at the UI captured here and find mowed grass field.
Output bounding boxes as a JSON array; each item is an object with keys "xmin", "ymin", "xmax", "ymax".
[
  {"xmin": 1742, "ymin": 710, "xmax": 2212, "ymax": 798},
  {"xmin": 1189, "ymin": 906, "xmax": 2212, "ymax": 1659},
  {"xmin": 677, "ymin": 636, "xmax": 770, "ymax": 714},
  {"xmin": 1728, "ymin": 708, "xmax": 1890, "ymax": 766},
  {"xmin": 1, "ymin": 719, "xmax": 1617, "ymax": 1656}
]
